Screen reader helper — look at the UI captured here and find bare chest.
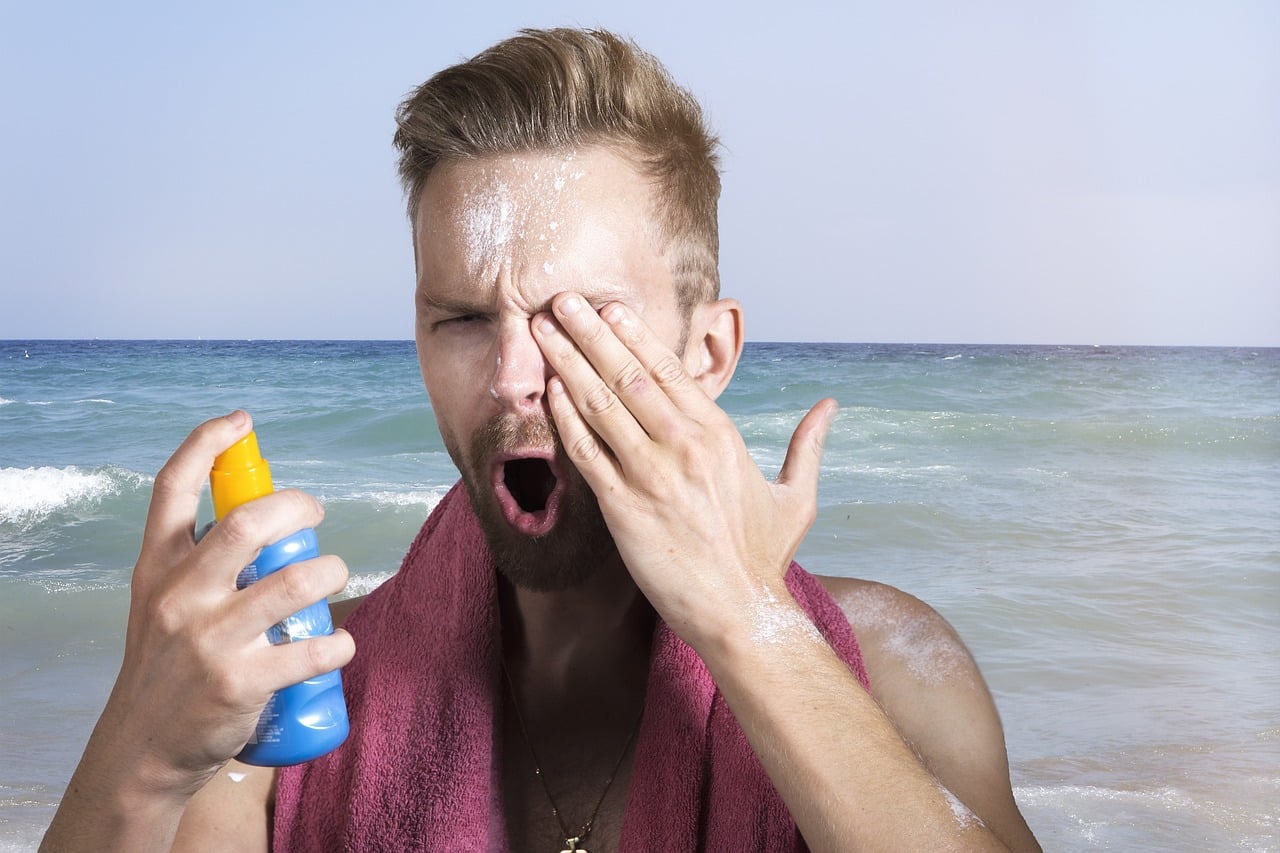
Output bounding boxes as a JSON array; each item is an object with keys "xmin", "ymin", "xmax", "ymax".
[{"xmin": 500, "ymin": 712, "xmax": 638, "ymax": 853}]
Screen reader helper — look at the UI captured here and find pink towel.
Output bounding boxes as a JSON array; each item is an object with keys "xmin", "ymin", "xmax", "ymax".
[{"xmin": 274, "ymin": 482, "xmax": 869, "ymax": 851}]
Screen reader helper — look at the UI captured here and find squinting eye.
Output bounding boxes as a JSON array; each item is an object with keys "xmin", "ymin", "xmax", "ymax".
[{"xmin": 435, "ymin": 314, "xmax": 487, "ymax": 330}]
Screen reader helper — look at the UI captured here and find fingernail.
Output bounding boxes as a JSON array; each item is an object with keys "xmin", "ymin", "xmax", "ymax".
[
  {"xmin": 227, "ymin": 410, "xmax": 248, "ymax": 427},
  {"xmin": 558, "ymin": 295, "xmax": 582, "ymax": 316},
  {"xmin": 603, "ymin": 303, "xmax": 626, "ymax": 324},
  {"xmin": 538, "ymin": 315, "xmax": 558, "ymax": 335}
]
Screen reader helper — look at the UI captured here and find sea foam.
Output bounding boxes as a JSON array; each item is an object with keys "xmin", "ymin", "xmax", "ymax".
[
  {"xmin": 352, "ymin": 489, "xmax": 448, "ymax": 511},
  {"xmin": 0, "ymin": 466, "xmax": 148, "ymax": 529}
]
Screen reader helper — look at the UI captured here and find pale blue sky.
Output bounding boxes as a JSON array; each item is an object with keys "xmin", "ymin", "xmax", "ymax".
[{"xmin": 2, "ymin": 1, "xmax": 1276, "ymax": 345}]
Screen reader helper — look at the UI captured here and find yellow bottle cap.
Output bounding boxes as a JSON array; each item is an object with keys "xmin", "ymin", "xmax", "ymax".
[{"xmin": 210, "ymin": 431, "xmax": 275, "ymax": 519}]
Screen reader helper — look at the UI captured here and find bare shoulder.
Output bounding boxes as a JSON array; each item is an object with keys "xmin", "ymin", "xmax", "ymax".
[
  {"xmin": 816, "ymin": 574, "xmax": 993, "ymax": 756},
  {"xmin": 815, "ymin": 576, "xmax": 978, "ymax": 699},
  {"xmin": 816, "ymin": 576, "xmax": 1041, "ymax": 851}
]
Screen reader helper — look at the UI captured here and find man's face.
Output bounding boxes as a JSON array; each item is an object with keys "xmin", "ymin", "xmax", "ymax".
[{"xmin": 413, "ymin": 147, "xmax": 687, "ymax": 590}]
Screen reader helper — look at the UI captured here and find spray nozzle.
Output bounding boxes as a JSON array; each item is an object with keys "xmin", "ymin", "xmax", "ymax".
[{"xmin": 210, "ymin": 431, "xmax": 275, "ymax": 519}]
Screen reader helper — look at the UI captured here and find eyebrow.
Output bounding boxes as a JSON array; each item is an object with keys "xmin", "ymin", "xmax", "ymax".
[
  {"xmin": 416, "ymin": 285, "xmax": 636, "ymax": 316},
  {"xmin": 415, "ymin": 292, "xmax": 485, "ymax": 316}
]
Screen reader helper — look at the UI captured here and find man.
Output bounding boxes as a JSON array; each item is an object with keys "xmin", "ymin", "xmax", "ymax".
[{"xmin": 43, "ymin": 28, "xmax": 1039, "ymax": 851}]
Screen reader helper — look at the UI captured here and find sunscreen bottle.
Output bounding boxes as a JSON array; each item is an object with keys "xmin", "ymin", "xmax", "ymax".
[{"xmin": 210, "ymin": 432, "xmax": 349, "ymax": 766}]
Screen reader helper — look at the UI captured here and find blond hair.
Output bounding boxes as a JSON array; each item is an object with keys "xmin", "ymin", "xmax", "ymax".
[{"xmin": 394, "ymin": 28, "xmax": 722, "ymax": 307}]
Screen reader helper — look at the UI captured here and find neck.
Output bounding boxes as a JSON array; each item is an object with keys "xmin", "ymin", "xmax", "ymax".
[{"xmin": 499, "ymin": 553, "xmax": 655, "ymax": 698}]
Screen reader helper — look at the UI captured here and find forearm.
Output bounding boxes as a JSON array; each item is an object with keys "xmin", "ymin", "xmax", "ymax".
[
  {"xmin": 40, "ymin": 712, "xmax": 196, "ymax": 852},
  {"xmin": 42, "ymin": 783, "xmax": 184, "ymax": 852},
  {"xmin": 693, "ymin": 587, "xmax": 1008, "ymax": 853}
]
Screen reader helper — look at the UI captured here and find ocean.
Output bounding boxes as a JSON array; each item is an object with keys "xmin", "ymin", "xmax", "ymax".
[{"xmin": 1, "ymin": 339, "xmax": 1276, "ymax": 850}]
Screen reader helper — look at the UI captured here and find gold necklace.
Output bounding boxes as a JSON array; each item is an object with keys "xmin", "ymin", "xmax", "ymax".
[{"xmin": 501, "ymin": 659, "xmax": 645, "ymax": 853}]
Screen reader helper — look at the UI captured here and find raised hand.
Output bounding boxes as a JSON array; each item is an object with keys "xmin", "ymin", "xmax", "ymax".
[{"xmin": 531, "ymin": 292, "xmax": 837, "ymax": 647}]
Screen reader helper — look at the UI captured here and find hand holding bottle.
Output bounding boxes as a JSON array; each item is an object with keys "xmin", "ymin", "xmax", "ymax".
[{"xmin": 42, "ymin": 412, "xmax": 354, "ymax": 850}]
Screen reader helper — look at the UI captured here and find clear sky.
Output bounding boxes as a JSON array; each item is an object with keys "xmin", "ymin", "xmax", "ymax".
[{"xmin": 2, "ymin": 2, "xmax": 1276, "ymax": 345}]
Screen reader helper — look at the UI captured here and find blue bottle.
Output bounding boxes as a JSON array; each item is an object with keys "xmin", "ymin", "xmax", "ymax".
[{"xmin": 210, "ymin": 431, "xmax": 349, "ymax": 766}]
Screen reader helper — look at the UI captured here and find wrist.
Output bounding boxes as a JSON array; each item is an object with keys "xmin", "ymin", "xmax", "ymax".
[
  {"xmin": 42, "ymin": 743, "xmax": 195, "ymax": 852},
  {"xmin": 79, "ymin": 699, "xmax": 215, "ymax": 806},
  {"xmin": 682, "ymin": 575, "xmax": 819, "ymax": 663}
]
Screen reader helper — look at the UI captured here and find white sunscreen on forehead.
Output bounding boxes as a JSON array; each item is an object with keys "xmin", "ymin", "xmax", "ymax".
[
  {"xmin": 454, "ymin": 153, "xmax": 586, "ymax": 277},
  {"xmin": 459, "ymin": 176, "xmax": 514, "ymax": 273}
]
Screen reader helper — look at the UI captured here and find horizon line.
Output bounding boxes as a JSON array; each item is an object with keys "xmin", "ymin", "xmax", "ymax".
[{"xmin": 4, "ymin": 338, "xmax": 1278, "ymax": 350}]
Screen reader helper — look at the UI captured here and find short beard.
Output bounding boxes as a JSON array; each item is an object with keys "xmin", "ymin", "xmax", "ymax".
[{"xmin": 449, "ymin": 413, "xmax": 617, "ymax": 592}]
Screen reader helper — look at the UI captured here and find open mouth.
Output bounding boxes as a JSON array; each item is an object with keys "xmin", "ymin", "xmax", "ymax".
[
  {"xmin": 506, "ymin": 458, "xmax": 556, "ymax": 513},
  {"xmin": 492, "ymin": 453, "xmax": 565, "ymax": 536}
]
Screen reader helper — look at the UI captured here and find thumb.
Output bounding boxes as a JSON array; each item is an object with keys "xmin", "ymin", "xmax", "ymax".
[
  {"xmin": 140, "ymin": 410, "xmax": 254, "ymax": 574},
  {"xmin": 776, "ymin": 398, "xmax": 838, "ymax": 493}
]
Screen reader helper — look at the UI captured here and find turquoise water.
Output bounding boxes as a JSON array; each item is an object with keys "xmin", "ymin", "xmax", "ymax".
[{"xmin": 2, "ymin": 340, "xmax": 1278, "ymax": 850}]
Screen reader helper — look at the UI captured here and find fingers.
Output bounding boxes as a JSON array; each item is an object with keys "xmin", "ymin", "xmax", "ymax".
[
  {"xmin": 532, "ymin": 295, "xmax": 660, "ymax": 458},
  {"xmin": 194, "ymin": 489, "xmax": 327, "ymax": 584},
  {"xmin": 261, "ymin": 628, "xmax": 356, "ymax": 692},
  {"xmin": 532, "ymin": 293, "xmax": 712, "ymax": 446},
  {"xmin": 231, "ymin": 553, "xmax": 349, "ymax": 642},
  {"xmin": 213, "ymin": 628, "xmax": 356, "ymax": 710},
  {"xmin": 595, "ymin": 299, "xmax": 710, "ymax": 414},
  {"xmin": 277, "ymin": 628, "xmax": 357, "ymax": 683},
  {"xmin": 546, "ymin": 374, "xmax": 621, "ymax": 486},
  {"xmin": 235, "ymin": 556, "xmax": 355, "ymax": 695},
  {"xmin": 142, "ymin": 411, "xmax": 254, "ymax": 565}
]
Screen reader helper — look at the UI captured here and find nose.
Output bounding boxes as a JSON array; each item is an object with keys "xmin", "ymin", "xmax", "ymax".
[{"xmin": 490, "ymin": 317, "xmax": 550, "ymax": 412}]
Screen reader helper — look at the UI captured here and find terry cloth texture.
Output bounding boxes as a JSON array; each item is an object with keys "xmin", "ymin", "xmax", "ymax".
[{"xmin": 274, "ymin": 482, "xmax": 870, "ymax": 851}]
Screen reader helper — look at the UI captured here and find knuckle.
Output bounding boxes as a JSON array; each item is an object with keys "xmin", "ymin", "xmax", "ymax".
[
  {"xmin": 280, "ymin": 489, "xmax": 323, "ymax": 524},
  {"xmin": 578, "ymin": 317, "xmax": 610, "ymax": 347},
  {"xmin": 611, "ymin": 362, "xmax": 649, "ymax": 396},
  {"xmin": 277, "ymin": 563, "xmax": 317, "ymax": 607},
  {"xmin": 206, "ymin": 665, "xmax": 247, "ymax": 707},
  {"xmin": 303, "ymin": 635, "xmax": 335, "ymax": 674},
  {"xmin": 669, "ymin": 420, "xmax": 704, "ymax": 451},
  {"xmin": 151, "ymin": 463, "xmax": 185, "ymax": 501},
  {"xmin": 569, "ymin": 432, "xmax": 603, "ymax": 464},
  {"xmin": 580, "ymin": 384, "xmax": 618, "ymax": 416},
  {"xmin": 651, "ymin": 354, "xmax": 688, "ymax": 388},
  {"xmin": 614, "ymin": 315, "xmax": 645, "ymax": 347},
  {"xmin": 676, "ymin": 438, "xmax": 704, "ymax": 469},
  {"xmin": 321, "ymin": 555, "xmax": 349, "ymax": 593},
  {"xmin": 144, "ymin": 588, "xmax": 189, "ymax": 637},
  {"xmin": 217, "ymin": 507, "xmax": 262, "ymax": 550}
]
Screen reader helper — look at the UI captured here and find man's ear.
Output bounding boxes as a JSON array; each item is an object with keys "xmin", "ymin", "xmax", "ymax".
[{"xmin": 682, "ymin": 298, "xmax": 744, "ymax": 400}]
